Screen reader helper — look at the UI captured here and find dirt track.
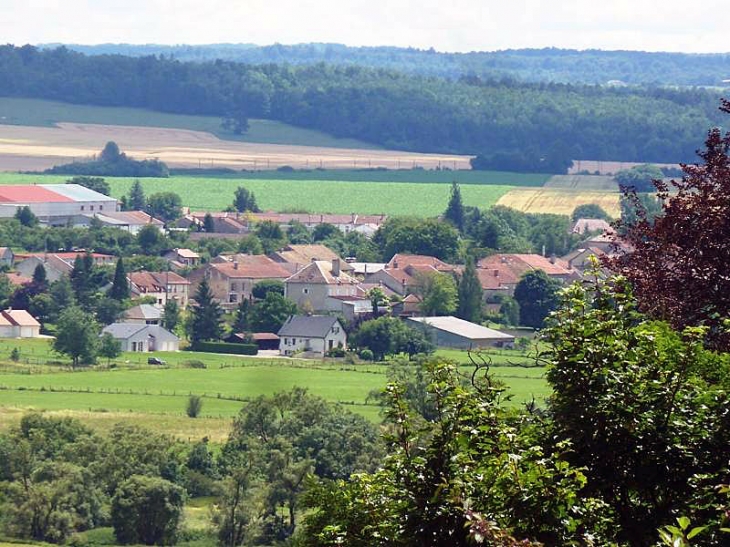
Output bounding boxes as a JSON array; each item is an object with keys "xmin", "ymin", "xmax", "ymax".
[{"xmin": 0, "ymin": 123, "xmax": 473, "ymax": 172}]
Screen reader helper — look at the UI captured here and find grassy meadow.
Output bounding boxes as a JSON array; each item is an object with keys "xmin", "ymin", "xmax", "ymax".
[{"xmin": 0, "ymin": 338, "xmax": 548, "ymax": 440}]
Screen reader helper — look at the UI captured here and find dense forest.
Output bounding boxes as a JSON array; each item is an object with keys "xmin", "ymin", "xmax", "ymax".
[
  {"xmin": 0, "ymin": 45, "xmax": 725, "ymax": 165},
  {"xmin": 41, "ymin": 43, "xmax": 730, "ymax": 87}
]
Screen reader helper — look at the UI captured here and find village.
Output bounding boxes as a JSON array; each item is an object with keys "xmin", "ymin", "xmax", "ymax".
[{"xmin": 0, "ymin": 181, "xmax": 620, "ymax": 361}]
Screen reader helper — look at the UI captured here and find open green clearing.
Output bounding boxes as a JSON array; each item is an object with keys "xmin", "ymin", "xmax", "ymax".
[
  {"xmin": 0, "ymin": 173, "xmax": 514, "ymax": 216},
  {"xmin": 0, "ymin": 339, "xmax": 548, "ymax": 439},
  {"xmin": 0, "ymin": 97, "xmax": 380, "ymax": 149}
]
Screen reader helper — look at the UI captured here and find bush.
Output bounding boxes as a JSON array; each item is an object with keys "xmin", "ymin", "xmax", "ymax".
[
  {"xmin": 111, "ymin": 475, "xmax": 184, "ymax": 545},
  {"xmin": 359, "ymin": 348, "xmax": 374, "ymax": 361},
  {"xmin": 10, "ymin": 347, "xmax": 20, "ymax": 362},
  {"xmin": 182, "ymin": 359, "xmax": 207, "ymax": 369},
  {"xmin": 326, "ymin": 346, "xmax": 346, "ymax": 358},
  {"xmin": 190, "ymin": 341, "xmax": 258, "ymax": 355},
  {"xmin": 186, "ymin": 395, "xmax": 203, "ymax": 418}
]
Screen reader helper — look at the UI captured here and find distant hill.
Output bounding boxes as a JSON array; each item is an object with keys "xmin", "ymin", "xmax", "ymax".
[
  {"xmin": 1, "ymin": 45, "xmax": 726, "ymax": 167},
  {"xmin": 39, "ymin": 43, "xmax": 730, "ymax": 87}
]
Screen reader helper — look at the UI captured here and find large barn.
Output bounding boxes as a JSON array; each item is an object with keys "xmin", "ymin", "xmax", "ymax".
[{"xmin": 0, "ymin": 184, "xmax": 119, "ymax": 225}]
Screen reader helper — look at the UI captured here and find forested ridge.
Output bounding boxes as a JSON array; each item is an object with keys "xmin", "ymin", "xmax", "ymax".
[
  {"xmin": 42, "ymin": 42, "xmax": 730, "ymax": 86},
  {"xmin": 0, "ymin": 44, "xmax": 725, "ymax": 164}
]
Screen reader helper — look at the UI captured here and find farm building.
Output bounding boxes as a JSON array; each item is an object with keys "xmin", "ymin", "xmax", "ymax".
[
  {"xmin": 277, "ymin": 315, "xmax": 347, "ymax": 357},
  {"xmin": 102, "ymin": 323, "xmax": 179, "ymax": 352},
  {"xmin": 406, "ymin": 316, "xmax": 514, "ymax": 350},
  {"xmin": 0, "ymin": 309, "xmax": 41, "ymax": 338},
  {"xmin": 75, "ymin": 210, "xmax": 165, "ymax": 234},
  {"xmin": 0, "ymin": 184, "xmax": 118, "ymax": 225}
]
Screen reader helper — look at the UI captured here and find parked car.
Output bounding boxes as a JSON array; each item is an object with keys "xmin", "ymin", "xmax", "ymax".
[{"xmin": 147, "ymin": 357, "xmax": 166, "ymax": 365}]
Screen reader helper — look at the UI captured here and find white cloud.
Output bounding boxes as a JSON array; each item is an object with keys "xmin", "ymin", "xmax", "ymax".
[{"xmin": 1, "ymin": 0, "xmax": 729, "ymax": 53}]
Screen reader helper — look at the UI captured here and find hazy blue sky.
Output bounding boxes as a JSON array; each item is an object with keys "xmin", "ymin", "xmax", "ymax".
[{"xmin": 3, "ymin": 0, "xmax": 727, "ymax": 53}]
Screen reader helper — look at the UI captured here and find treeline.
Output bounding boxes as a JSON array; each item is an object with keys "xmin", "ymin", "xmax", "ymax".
[
  {"xmin": 0, "ymin": 45, "xmax": 724, "ymax": 163},
  {"xmin": 44, "ymin": 42, "xmax": 730, "ymax": 86}
]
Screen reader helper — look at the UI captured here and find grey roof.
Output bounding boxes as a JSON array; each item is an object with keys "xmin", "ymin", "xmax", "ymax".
[
  {"xmin": 102, "ymin": 323, "xmax": 179, "ymax": 342},
  {"xmin": 42, "ymin": 184, "xmax": 118, "ymax": 203},
  {"xmin": 277, "ymin": 315, "xmax": 340, "ymax": 338},
  {"xmin": 124, "ymin": 304, "xmax": 163, "ymax": 321},
  {"xmin": 406, "ymin": 316, "xmax": 514, "ymax": 341}
]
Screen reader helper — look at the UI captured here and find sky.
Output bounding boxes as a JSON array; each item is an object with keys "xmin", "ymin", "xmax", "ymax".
[{"xmin": 2, "ymin": 0, "xmax": 728, "ymax": 54}]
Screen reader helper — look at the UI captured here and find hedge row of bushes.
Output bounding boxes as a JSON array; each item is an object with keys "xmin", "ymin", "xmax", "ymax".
[{"xmin": 190, "ymin": 342, "xmax": 258, "ymax": 355}]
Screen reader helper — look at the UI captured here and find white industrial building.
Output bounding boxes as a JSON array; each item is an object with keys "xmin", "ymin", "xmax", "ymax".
[{"xmin": 0, "ymin": 184, "xmax": 119, "ymax": 226}]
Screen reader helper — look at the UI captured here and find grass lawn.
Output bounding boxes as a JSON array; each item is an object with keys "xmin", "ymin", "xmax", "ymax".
[
  {"xmin": 0, "ymin": 97, "xmax": 380, "ymax": 150},
  {"xmin": 0, "ymin": 173, "xmax": 514, "ymax": 216}
]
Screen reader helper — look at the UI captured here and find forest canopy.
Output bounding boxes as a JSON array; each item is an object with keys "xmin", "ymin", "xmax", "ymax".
[{"xmin": 0, "ymin": 45, "xmax": 723, "ymax": 165}]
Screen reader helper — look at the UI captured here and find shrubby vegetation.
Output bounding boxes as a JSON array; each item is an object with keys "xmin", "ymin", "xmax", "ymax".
[{"xmin": 45, "ymin": 141, "xmax": 169, "ymax": 178}]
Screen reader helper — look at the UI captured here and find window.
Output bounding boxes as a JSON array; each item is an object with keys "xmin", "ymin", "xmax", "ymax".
[
  {"xmin": 90, "ymin": 205, "xmax": 94, "ymax": 211},
  {"xmin": 230, "ymin": 282, "xmax": 238, "ymax": 292},
  {"xmin": 99, "ymin": 206, "xmax": 103, "ymax": 211},
  {"xmin": 131, "ymin": 342, "xmax": 136, "ymax": 352},
  {"xmin": 229, "ymin": 293, "xmax": 238, "ymax": 303},
  {"xmin": 303, "ymin": 288, "xmax": 309, "ymax": 294},
  {"xmin": 328, "ymin": 340, "xmax": 334, "ymax": 350},
  {"xmin": 80, "ymin": 206, "xmax": 85, "ymax": 211}
]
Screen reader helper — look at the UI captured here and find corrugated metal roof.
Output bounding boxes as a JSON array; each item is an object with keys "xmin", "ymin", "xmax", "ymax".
[
  {"xmin": 407, "ymin": 316, "xmax": 514, "ymax": 341},
  {"xmin": 43, "ymin": 184, "xmax": 117, "ymax": 203}
]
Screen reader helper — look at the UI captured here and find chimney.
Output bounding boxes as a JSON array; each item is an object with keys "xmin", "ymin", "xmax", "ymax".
[
  {"xmin": 233, "ymin": 261, "xmax": 239, "ymax": 270},
  {"xmin": 332, "ymin": 258, "xmax": 341, "ymax": 277},
  {"xmin": 351, "ymin": 212, "xmax": 356, "ymax": 223},
  {"xmin": 549, "ymin": 254, "xmax": 556, "ymax": 264}
]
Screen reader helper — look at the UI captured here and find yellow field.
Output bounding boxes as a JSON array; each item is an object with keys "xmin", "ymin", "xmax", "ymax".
[
  {"xmin": 0, "ymin": 122, "xmax": 472, "ymax": 172},
  {"xmin": 496, "ymin": 188, "xmax": 621, "ymax": 217}
]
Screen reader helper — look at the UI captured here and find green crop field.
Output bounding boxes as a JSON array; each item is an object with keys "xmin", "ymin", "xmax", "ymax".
[
  {"xmin": 175, "ymin": 168, "xmax": 549, "ymax": 187},
  {"xmin": 0, "ymin": 173, "xmax": 514, "ymax": 216},
  {"xmin": 0, "ymin": 97, "xmax": 380, "ymax": 150},
  {"xmin": 543, "ymin": 174, "xmax": 619, "ymax": 191}
]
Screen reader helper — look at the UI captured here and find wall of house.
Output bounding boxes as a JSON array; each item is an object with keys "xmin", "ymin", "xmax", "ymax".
[
  {"xmin": 286, "ymin": 282, "xmax": 330, "ymax": 312},
  {"xmin": 278, "ymin": 328, "xmax": 347, "ymax": 356}
]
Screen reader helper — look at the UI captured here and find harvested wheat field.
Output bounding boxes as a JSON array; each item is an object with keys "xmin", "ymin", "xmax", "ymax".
[
  {"xmin": 496, "ymin": 188, "xmax": 621, "ymax": 217},
  {"xmin": 0, "ymin": 122, "xmax": 472, "ymax": 172}
]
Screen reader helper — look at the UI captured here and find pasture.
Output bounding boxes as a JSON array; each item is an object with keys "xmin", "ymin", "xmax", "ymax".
[
  {"xmin": 0, "ymin": 173, "xmax": 514, "ymax": 216},
  {"xmin": 0, "ymin": 339, "xmax": 549, "ymax": 439},
  {"xmin": 496, "ymin": 188, "xmax": 621, "ymax": 217}
]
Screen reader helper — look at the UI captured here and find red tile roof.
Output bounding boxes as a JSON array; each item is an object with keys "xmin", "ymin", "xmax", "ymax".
[
  {"xmin": 286, "ymin": 261, "xmax": 358, "ymax": 285},
  {"xmin": 386, "ymin": 254, "xmax": 455, "ymax": 271},
  {"xmin": 0, "ymin": 185, "xmax": 75, "ymax": 203},
  {"xmin": 211, "ymin": 255, "xmax": 292, "ymax": 279},
  {"xmin": 129, "ymin": 271, "xmax": 190, "ymax": 292}
]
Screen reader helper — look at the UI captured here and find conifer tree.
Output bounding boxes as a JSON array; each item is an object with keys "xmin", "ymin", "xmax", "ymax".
[
  {"xmin": 128, "ymin": 179, "xmax": 146, "ymax": 210},
  {"xmin": 191, "ymin": 279, "xmax": 223, "ymax": 345},
  {"xmin": 444, "ymin": 181, "xmax": 465, "ymax": 232},
  {"xmin": 32, "ymin": 263, "xmax": 47, "ymax": 287},
  {"xmin": 109, "ymin": 258, "xmax": 129, "ymax": 301},
  {"xmin": 456, "ymin": 258, "xmax": 483, "ymax": 323}
]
